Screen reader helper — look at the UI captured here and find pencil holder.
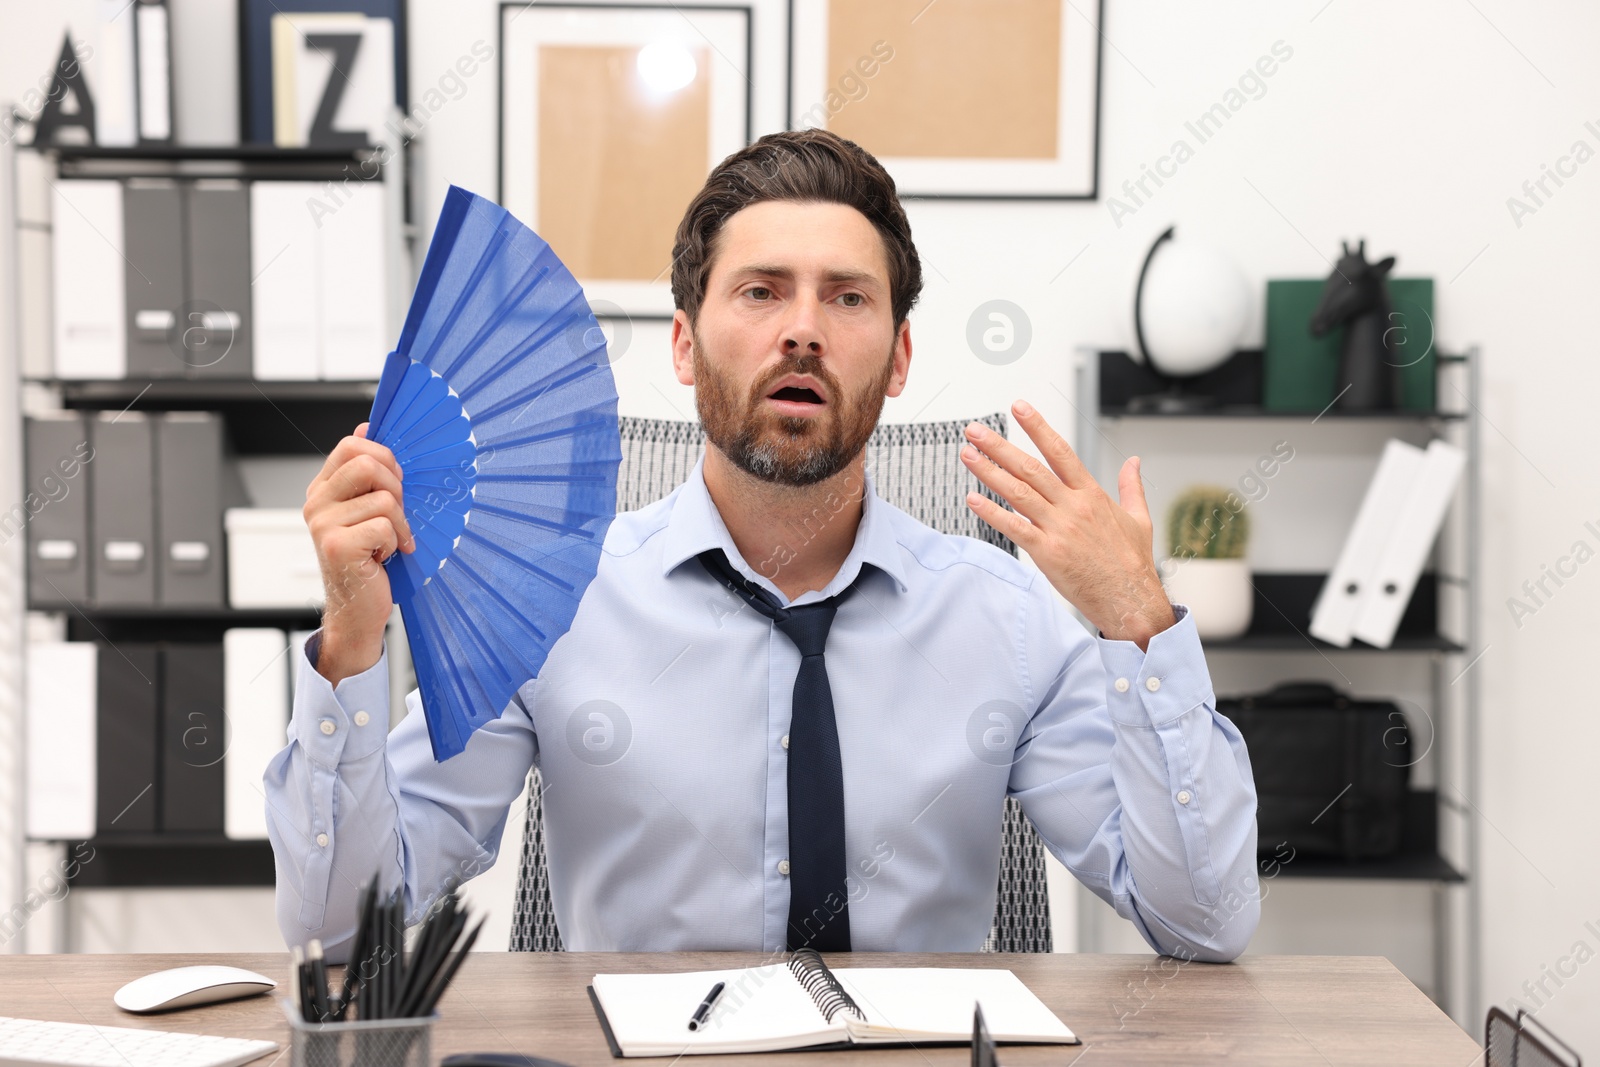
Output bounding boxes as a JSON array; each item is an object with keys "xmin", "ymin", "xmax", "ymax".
[{"xmin": 280, "ymin": 998, "xmax": 436, "ymax": 1067}]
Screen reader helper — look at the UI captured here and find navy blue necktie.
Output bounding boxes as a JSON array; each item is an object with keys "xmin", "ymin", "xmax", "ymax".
[{"xmin": 698, "ymin": 548, "xmax": 856, "ymax": 951}]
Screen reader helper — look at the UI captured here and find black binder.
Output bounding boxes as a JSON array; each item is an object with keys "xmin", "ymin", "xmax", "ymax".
[
  {"xmin": 89, "ymin": 411, "xmax": 156, "ymax": 606},
  {"xmin": 24, "ymin": 412, "xmax": 93, "ymax": 607},
  {"xmin": 183, "ymin": 181, "xmax": 253, "ymax": 379},
  {"xmin": 160, "ymin": 643, "xmax": 226, "ymax": 833},
  {"xmin": 122, "ymin": 178, "xmax": 187, "ymax": 378},
  {"xmin": 155, "ymin": 412, "xmax": 245, "ymax": 606},
  {"xmin": 96, "ymin": 643, "xmax": 160, "ymax": 834}
]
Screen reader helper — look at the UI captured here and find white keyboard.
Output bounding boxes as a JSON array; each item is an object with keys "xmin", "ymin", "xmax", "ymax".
[{"xmin": 0, "ymin": 1016, "xmax": 277, "ymax": 1067}]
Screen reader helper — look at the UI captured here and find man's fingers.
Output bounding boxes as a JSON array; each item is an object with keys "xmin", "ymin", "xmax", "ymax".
[
  {"xmin": 326, "ymin": 516, "xmax": 401, "ymax": 569},
  {"xmin": 963, "ymin": 490, "xmax": 1037, "ymax": 551},
  {"xmin": 311, "ymin": 428, "xmax": 403, "ymax": 491},
  {"xmin": 1009, "ymin": 401, "xmax": 1093, "ymax": 490},
  {"xmin": 960, "ymin": 442, "xmax": 1053, "ymax": 528},
  {"xmin": 309, "ymin": 452, "xmax": 405, "ymax": 511},
  {"xmin": 962, "ymin": 421, "xmax": 1067, "ymax": 511},
  {"xmin": 320, "ymin": 490, "xmax": 416, "ymax": 553},
  {"xmin": 1118, "ymin": 456, "xmax": 1152, "ymax": 527}
]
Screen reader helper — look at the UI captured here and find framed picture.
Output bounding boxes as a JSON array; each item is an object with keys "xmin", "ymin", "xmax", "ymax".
[
  {"xmin": 787, "ymin": 0, "xmax": 1103, "ymax": 199},
  {"xmin": 239, "ymin": 0, "xmax": 408, "ymax": 147},
  {"xmin": 499, "ymin": 2, "xmax": 754, "ymax": 318}
]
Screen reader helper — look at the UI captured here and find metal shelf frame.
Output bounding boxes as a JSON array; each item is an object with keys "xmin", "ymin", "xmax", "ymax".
[
  {"xmin": 1069, "ymin": 344, "xmax": 1482, "ymax": 1028},
  {"xmin": 2, "ymin": 135, "xmax": 413, "ymax": 931}
]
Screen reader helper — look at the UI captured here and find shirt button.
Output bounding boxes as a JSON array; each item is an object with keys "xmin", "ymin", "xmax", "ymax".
[
  {"xmin": 1113, "ymin": 677, "xmax": 1130, "ymax": 693},
  {"xmin": 1145, "ymin": 676, "xmax": 1162, "ymax": 692},
  {"xmin": 316, "ymin": 833, "xmax": 329, "ymax": 847},
  {"xmin": 354, "ymin": 710, "xmax": 370, "ymax": 727},
  {"xmin": 319, "ymin": 719, "xmax": 336, "ymax": 735},
  {"xmin": 778, "ymin": 859, "xmax": 791, "ymax": 876},
  {"xmin": 1176, "ymin": 790, "xmax": 1192, "ymax": 805},
  {"xmin": 780, "ymin": 734, "xmax": 790, "ymax": 749}
]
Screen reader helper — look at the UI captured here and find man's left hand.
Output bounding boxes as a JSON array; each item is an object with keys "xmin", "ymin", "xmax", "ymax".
[{"xmin": 961, "ymin": 400, "xmax": 1177, "ymax": 652}]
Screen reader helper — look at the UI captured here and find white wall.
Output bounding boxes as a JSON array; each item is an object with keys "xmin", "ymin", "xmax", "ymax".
[{"xmin": 2, "ymin": 0, "xmax": 1597, "ymax": 1051}]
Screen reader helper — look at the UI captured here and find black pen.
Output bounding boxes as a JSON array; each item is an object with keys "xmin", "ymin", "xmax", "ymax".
[
  {"xmin": 307, "ymin": 939, "xmax": 331, "ymax": 1021},
  {"xmin": 687, "ymin": 981, "xmax": 726, "ymax": 1031}
]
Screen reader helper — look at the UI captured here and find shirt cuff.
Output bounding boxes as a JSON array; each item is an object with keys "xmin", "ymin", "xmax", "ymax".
[
  {"xmin": 1097, "ymin": 603, "xmax": 1215, "ymax": 728},
  {"xmin": 291, "ymin": 628, "xmax": 391, "ymax": 766}
]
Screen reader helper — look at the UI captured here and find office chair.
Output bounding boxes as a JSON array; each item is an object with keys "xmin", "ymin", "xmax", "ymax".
[{"xmin": 509, "ymin": 413, "xmax": 1054, "ymax": 953}]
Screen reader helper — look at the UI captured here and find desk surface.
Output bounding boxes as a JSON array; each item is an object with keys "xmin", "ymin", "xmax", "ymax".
[{"xmin": 0, "ymin": 952, "xmax": 1479, "ymax": 1065}]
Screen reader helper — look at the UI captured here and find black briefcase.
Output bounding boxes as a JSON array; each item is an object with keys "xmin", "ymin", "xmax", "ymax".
[{"xmin": 1216, "ymin": 681, "xmax": 1411, "ymax": 860}]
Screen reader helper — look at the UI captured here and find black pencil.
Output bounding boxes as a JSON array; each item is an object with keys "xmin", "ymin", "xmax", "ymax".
[
  {"xmin": 415, "ymin": 916, "xmax": 484, "ymax": 1017},
  {"xmin": 397, "ymin": 907, "xmax": 466, "ymax": 1018},
  {"xmin": 340, "ymin": 878, "xmax": 378, "ymax": 1014},
  {"xmin": 396, "ymin": 891, "xmax": 454, "ymax": 1017}
]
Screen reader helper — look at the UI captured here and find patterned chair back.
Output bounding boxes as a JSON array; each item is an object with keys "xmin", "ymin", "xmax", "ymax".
[{"xmin": 509, "ymin": 413, "xmax": 1053, "ymax": 952}]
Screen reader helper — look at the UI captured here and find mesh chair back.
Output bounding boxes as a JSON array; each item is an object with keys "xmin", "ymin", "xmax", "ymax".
[
  {"xmin": 1486, "ymin": 1007, "xmax": 1582, "ymax": 1067},
  {"xmin": 510, "ymin": 414, "xmax": 1052, "ymax": 952}
]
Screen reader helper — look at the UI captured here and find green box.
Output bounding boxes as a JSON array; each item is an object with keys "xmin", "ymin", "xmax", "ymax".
[{"xmin": 1263, "ymin": 278, "xmax": 1436, "ymax": 412}]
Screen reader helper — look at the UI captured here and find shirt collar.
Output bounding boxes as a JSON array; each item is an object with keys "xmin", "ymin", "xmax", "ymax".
[{"xmin": 658, "ymin": 450, "xmax": 910, "ymax": 605}]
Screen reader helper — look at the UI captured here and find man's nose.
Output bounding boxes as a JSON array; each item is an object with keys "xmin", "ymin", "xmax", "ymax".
[{"xmin": 781, "ymin": 292, "xmax": 825, "ymax": 354}]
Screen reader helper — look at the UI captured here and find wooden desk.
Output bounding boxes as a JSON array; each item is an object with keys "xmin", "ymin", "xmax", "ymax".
[{"xmin": 0, "ymin": 952, "xmax": 1480, "ymax": 1065}]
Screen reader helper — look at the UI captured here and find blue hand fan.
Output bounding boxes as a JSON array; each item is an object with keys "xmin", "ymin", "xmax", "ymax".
[{"xmin": 365, "ymin": 186, "xmax": 620, "ymax": 761}]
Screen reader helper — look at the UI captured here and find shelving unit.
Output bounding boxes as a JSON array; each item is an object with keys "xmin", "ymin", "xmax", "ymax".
[
  {"xmin": 4, "ymin": 140, "xmax": 410, "ymax": 903},
  {"xmin": 1069, "ymin": 345, "xmax": 1482, "ymax": 1027}
]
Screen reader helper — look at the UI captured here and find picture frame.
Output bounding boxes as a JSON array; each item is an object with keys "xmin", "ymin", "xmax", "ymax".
[
  {"xmin": 238, "ymin": 0, "xmax": 409, "ymax": 147},
  {"xmin": 787, "ymin": 0, "xmax": 1103, "ymax": 200},
  {"xmin": 498, "ymin": 2, "xmax": 754, "ymax": 318}
]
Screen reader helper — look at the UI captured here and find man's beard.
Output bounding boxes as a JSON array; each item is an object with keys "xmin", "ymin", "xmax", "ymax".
[{"xmin": 691, "ymin": 327, "xmax": 893, "ymax": 487}]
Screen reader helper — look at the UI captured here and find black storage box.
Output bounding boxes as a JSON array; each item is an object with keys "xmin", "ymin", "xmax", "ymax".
[{"xmin": 1217, "ymin": 681, "xmax": 1412, "ymax": 860}]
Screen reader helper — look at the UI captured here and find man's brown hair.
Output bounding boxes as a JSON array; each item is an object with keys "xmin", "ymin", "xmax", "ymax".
[{"xmin": 670, "ymin": 128, "xmax": 923, "ymax": 330}]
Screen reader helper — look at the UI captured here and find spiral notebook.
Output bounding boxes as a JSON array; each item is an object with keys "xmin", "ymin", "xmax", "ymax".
[{"xmin": 587, "ymin": 950, "xmax": 1079, "ymax": 1057}]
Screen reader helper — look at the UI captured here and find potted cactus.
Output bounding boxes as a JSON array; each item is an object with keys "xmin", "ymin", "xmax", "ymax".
[{"xmin": 1159, "ymin": 485, "xmax": 1253, "ymax": 640}]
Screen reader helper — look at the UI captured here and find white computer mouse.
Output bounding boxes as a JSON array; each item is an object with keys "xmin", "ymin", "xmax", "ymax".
[{"xmin": 114, "ymin": 965, "xmax": 278, "ymax": 1013}]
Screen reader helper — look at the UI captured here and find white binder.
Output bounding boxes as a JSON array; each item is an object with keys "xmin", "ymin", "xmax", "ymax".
[
  {"xmin": 51, "ymin": 179, "xmax": 127, "ymax": 380},
  {"xmin": 250, "ymin": 181, "xmax": 321, "ymax": 380},
  {"xmin": 223, "ymin": 628, "xmax": 291, "ymax": 840},
  {"xmin": 25, "ymin": 642, "xmax": 98, "ymax": 840},
  {"xmin": 318, "ymin": 183, "xmax": 390, "ymax": 380},
  {"xmin": 1351, "ymin": 438, "xmax": 1466, "ymax": 649},
  {"xmin": 93, "ymin": 0, "xmax": 139, "ymax": 146},
  {"xmin": 1308, "ymin": 439, "xmax": 1425, "ymax": 647},
  {"xmin": 250, "ymin": 180, "xmax": 388, "ymax": 380}
]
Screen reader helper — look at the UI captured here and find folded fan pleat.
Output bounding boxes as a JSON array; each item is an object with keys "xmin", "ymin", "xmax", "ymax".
[{"xmin": 368, "ymin": 186, "xmax": 620, "ymax": 761}]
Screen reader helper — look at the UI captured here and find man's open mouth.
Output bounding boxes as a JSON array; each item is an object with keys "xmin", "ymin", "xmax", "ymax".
[{"xmin": 769, "ymin": 386, "xmax": 824, "ymax": 405}]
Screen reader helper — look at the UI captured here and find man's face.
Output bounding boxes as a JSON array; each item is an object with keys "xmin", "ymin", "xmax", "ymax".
[{"xmin": 671, "ymin": 200, "xmax": 911, "ymax": 486}]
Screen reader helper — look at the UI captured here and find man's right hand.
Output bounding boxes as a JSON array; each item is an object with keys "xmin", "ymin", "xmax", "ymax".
[{"xmin": 304, "ymin": 422, "xmax": 415, "ymax": 685}]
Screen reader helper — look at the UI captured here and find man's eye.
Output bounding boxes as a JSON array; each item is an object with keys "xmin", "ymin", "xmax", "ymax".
[
  {"xmin": 748, "ymin": 287, "xmax": 772, "ymax": 300},
  {"xmin": 838, "ymin": 292, "xmax": 863, "ymax": 307}
]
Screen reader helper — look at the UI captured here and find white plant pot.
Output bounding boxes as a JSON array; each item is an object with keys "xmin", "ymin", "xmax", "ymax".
[{"xmin": 1160, "ymin": 557, "xmax": 1253, "ymax": 641}]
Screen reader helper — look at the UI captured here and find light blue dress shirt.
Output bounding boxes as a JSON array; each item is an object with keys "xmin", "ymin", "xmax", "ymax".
[{"xmin": 265, "ymin": 452, "xmax": 1260, "ymax": 962}]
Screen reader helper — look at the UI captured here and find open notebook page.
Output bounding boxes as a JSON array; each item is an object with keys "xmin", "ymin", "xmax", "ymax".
[
  {"xmin": 835, "ymin": 968, "xmax": 1078, "ymax": 1044},
  {"xmin": 591, "ymin": 965, "xmax": 843, "ymax": 1056}
]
